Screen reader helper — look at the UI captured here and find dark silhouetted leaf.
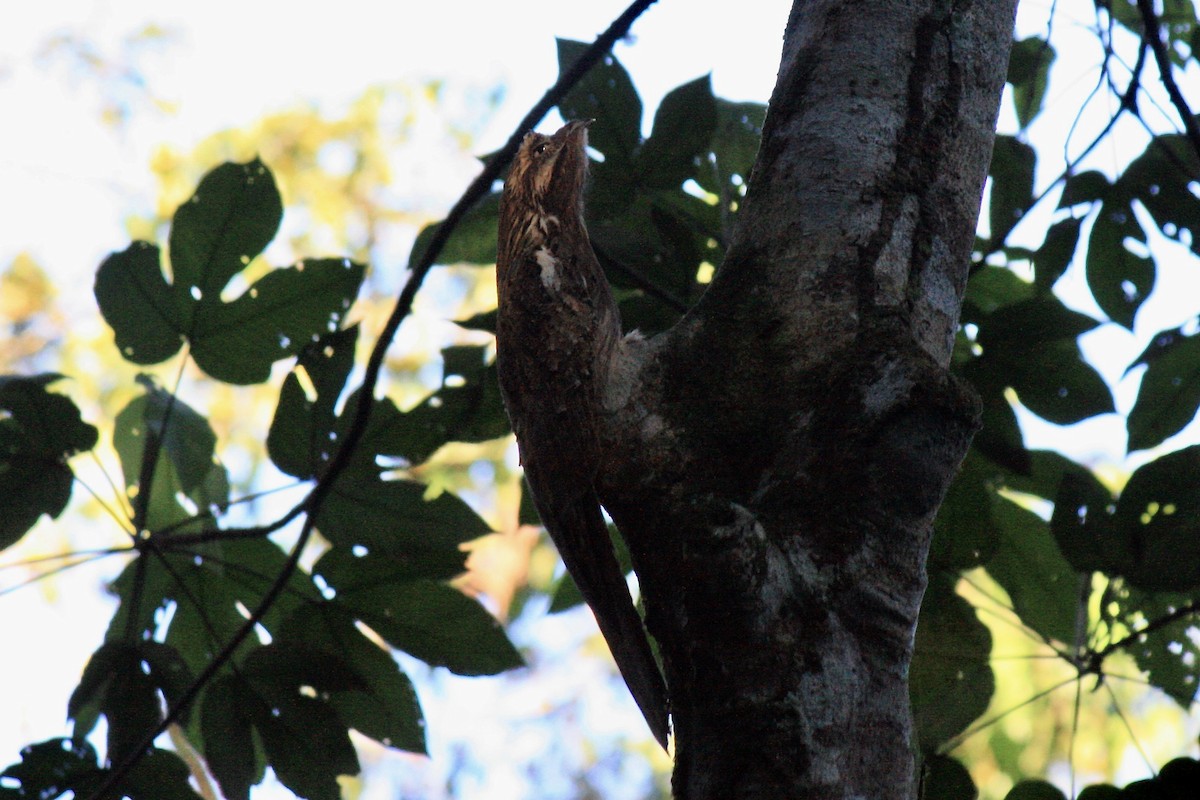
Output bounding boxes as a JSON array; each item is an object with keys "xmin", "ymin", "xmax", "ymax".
[
  {"xmin": 0, "ymin": 374, "xmax": 97, "ymax": 550},
  {"xmin": 556, "ymin": 39, "xmax": 641, "ymax": 170},
  {"xmin": 1126, "ymin": 326, "xmax": 1200, "ymax": 452},
  {"xmin": 988, "ymin": 136, "xmax": 1036, "ymax": 245},
  {"xmin": 168, "ymin": 158, "xmax": 282, "ymax": 325},
  {"xmin": 200, "ymin": 675, "xmax": 261, "ymax": 800},
  {"xmin": 921, "ymin": 755, "xmax": 977, "ymax": 800},
  {"xmin": 1086, "ymin": 200, "xmax": 1152, "ymax": 329},
  {"xmin": 94, "ymin": 242, "xmax": 182, "ymax": 364},
  {"xmin": 325, "ymin": 573, "xmax": 522, "ymax": 676},
  {"xmin": 122, "ymin": 749, "xmax": 205, "ymax": 800},
  {"xmin": 636, "ymin": 75, "xmax": 717, "ymax": 189},
  {"xmin": 911, "ymin": 575, "xmax": 994, "ymax": 753},
  {"xmin": 410, "ymin": 192, "xmax": 501, "ymax": 268},
  {"xmin": 316, "ymin": 471, "xmax": 485, "ymax": 577},
  {"xmin": 931, "ymin": 452, "xmax": 1001, "ymax": 570},
  {"xmin": 1111, "ymin": 445, "xmax": 1200, "ymax": 592},
  {"xmin": 67, "ymin": 643, "xmax": 163, "ymax": 766},
  {"xmin": 0, "ymin": 738, "xmax": 101, "ymax": 800},
  {"xmin": 1033, "ymin": 215, "xmax": 1083, "ymax": 293},
  {"xmin": 1057, "ymin": 170, "xmax": 1109, "ymax": 208},
  {"xmin": 252, "ymin": 693, "xmax": 358, "ymax": 800},
  {"xmin": 987, "ymin": 497, "xmax": 1081, "ymax": 645},
  {"xmin": 278, "ymin": 604, "xmax": 426, "ymax": 753},
  {"xmin": 268, "ymin": 326, "xmax": 358, "ymax": 479},
  {"xmin": 1005, "ymin": 780, "xmax": 1066, "ymax": 800},
  {"xmin": 189, "ymin": 257, "xmax": 363, "ymax": 385},
  {"xmin": 1007, "ymin": 37, "xmax": 1056, "ymax": 129}
]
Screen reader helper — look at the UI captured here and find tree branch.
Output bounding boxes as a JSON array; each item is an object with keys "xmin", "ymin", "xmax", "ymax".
[{"xmin": 1136, "ymin": 0, "xmax": 1200, "ymax": 164}]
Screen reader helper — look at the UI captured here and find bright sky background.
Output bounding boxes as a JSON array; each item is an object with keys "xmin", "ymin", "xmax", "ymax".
[{"xmin": 3, "ymin": 1, "xmax": 1200, "ymax": 798}]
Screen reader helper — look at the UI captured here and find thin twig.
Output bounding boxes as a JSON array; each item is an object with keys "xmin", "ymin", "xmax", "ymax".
[{"xmin": 1136, "ymin": 0, "xmax": 1200, "ymax": 164}]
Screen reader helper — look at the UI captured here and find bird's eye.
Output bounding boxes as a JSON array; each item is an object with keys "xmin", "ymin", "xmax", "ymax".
[{"xmin": 533, "ymin": 142, "xmax": 549, "ymax": 155}]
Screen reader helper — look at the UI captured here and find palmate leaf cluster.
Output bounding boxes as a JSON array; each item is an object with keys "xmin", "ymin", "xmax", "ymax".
[
  {"xmin": 3, "ymin": 20, "xmax": 1200, "ymax": 800},
  {"xmin": 2, "ymin": 157, "xmax": 520, "ymax": 800}
]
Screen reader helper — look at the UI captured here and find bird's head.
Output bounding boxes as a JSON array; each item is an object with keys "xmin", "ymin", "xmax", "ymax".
[{"xmin": 504, "ymin": 119, "xmax": 593, "ymax": 222}]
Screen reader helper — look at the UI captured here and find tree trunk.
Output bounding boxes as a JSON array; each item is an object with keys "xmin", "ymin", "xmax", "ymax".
[{"xmin": 595, "ymin": 1, "xmax": 1016, "ymax": 797}]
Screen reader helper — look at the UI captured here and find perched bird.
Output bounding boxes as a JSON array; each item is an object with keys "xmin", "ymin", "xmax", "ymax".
[{"xmin": 495, "ymin": 120, "xmax": 670, "ymax": 748}]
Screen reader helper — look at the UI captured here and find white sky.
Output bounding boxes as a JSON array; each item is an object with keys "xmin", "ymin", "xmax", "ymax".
[{"xmin": 2, "ymin": 0, "xmax": 1200, "ymax": 797}]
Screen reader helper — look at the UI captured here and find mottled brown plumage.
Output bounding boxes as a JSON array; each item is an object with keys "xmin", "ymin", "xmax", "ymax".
[{"xmin": 495, "ymin": 120, "xmax": 669, "ymax": 748}]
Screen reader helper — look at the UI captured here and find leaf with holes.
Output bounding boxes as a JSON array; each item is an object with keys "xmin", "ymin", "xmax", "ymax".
[
  {"xmin": 1086, "ymin": 199, "xmax": 1153, "ymax": 329},
  {"xmin": 324, "ymin": 571, "xmax": 523, "ymax": 676},
  {"xmin": 268, "ymin": 326, "xmax": 358, "ymax": 479},
  {"xmin": 1113, "ymin": 583, "xmax": 1200, "ymax": 708},
  {"xmin": 1111, "ymin": 446, "xmax": 1200, "ymax": 592},
  {"xmin": 278, "ymin": 604, "xmax": 426, "ymax": 753},
  {"xmin": 0, "ymin": 739, "xmax": 102, "ymax": 800},
  {"xmin": 95, "ymin": 160, "xmax": 365, "ymax": 383}
]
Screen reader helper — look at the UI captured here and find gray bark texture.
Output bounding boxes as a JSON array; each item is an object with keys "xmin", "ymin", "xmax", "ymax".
[{"xmin": 594, "ymin": 1, "xmax": 1018, "ymax": 797}]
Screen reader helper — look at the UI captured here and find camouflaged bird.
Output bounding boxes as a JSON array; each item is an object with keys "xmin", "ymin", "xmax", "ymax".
[{"xmin": 495, "ymin": 120, "xmax": 669, "ymax": 748}]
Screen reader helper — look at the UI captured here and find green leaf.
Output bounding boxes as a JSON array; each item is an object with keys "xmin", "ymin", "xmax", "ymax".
[
  {"xmin": 268, "ymin": 326, "xmax": 358, "ymax": 479},
  {"xmin": 1057, "ymin": 170, "xmax": 1109, "ymax": 208},
  {"xmin": 1112, "ymin": 582, "xmax": 1200, "ymax": 707},
  {"xmin": 963, "ymin": 265, "xmax": 1035, "ymax": 319},
  {"xmin": 0, "ymin": 375, "xmax": 97, "ymax": 550},
  {"xmin": 168, "ymin": 158, "xmax": 282, "ymax": 326},
  {"xmin": 278, "ymin": 604, "xmax": 426, "ymax": 753},
  {"xmin": 394, "ymin": 345, "xmax": 512, "ymax": 465},
  {"xmin": 1111, "ymin": 445, "xmax": 1200, "ymax": 592},
  {"xmin": 190, "ymin": 257, "xmax": 364, "ymax": 385},
  {"xmin": 96, "ymin": 160, "xmax": 364, "ymax": 383},
  {"xmin": 1126, "ymin": 327, "xmax": 1200, "ymax": 452},
  {"xmin": 1123, "ymin": 134, "xmax": 1200, "ymax": 256},
  {"xmin": 253, "ymin": 693, "xmax": 359, "ymax": 800},
  {"xmin": 1007, "ymin": 37, "xmax": 1056, "ymax": 129},
  {"xmin": 67, "ymin": 643, "xmax": 163, "ymax": 766},
  {"xmin": 920, "ymin": 755, "xmax": 977, "ymax": 800},
  {"xmin": 695, "ymin": 99, "xmax": 766, "ymax": 200},
  {"xmin": 409, "ymin": 192, "xmax": 501, "ymax": 268},
  {"xmin": 200, "ymin": 675, "xmax": 261, "ymax": 800},
  {"xmin": 316, "ymin": 471, "xmax": 486, "ymax": 577},
  {"xmin": 931, "ymin": 452, "xmax": 1001, "ymax": 570},
  {"xmin": 113, "ymin": 379, "xmax": 229, "ymax": 531},
  {"xmin": 327, "ymin": 574, "xmax": 523, "ymax": 676},
  {"xmin": 636, "ymin": 75, "xmax": 717, "ymax": 189},
  {"xmin": 986, "ymin": 496, "xmax": 1082, "ymax": 645},
  {"xmin": 910, "ymin": 575, "xmax": 994, "ymax": 753},
  {"xmin": 0, "ymin": 739, "xmax": 101, "ymax": 800},
  {"xmin": 94, "ymin": 242, "xmax": 182, "ymax": 364},
  {"xmin": 1086, "ymin": 200, "xmax": 1152, "ymax": 329},
  {"xmin": 988, "ymin": 136, "xmax": 1036, "ymax": 246},
  {"xmin": 556, "ymin": 39, "xmax": 642, "ymax": 169},
  {"xmin": 1005, "ymin": 780, "xmax": 1066, "ymax": 800},
  {"xmin": 1033, "ymin": 216, "xmax": 1083, "ymax": 293},
  {"xmin": 122, "ymin": 749, "xmax": 205, "ymax": 800},
  {"xmin": 974, "ymin": 297, "xmax": 1112, "ymax": 425}
]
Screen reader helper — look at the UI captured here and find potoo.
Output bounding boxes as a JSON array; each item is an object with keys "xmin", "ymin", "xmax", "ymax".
[{"xmin": 495, "ymin": 120, "xmax": 669, "ymax": 748}]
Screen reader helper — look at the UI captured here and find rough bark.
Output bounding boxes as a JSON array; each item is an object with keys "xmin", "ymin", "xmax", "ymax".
[{"xmin": 595, "ymin": 1, "xmax": 1017, "ymax": 797}]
